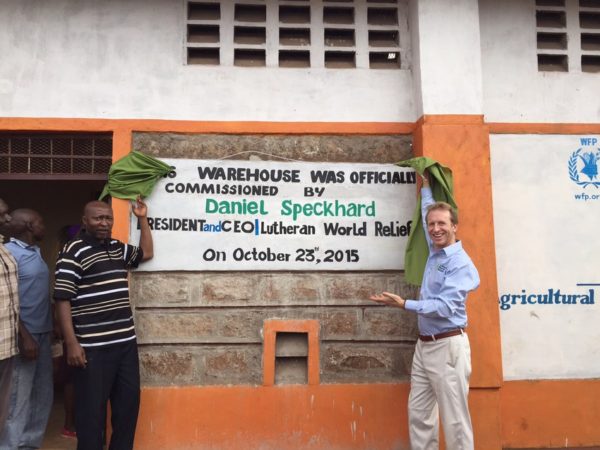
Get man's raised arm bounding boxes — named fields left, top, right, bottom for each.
left=132, top=196, right=153, bottom=261
left=421, top=175, right=434, bottom=248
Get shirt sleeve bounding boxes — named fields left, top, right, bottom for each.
left=421, top=187, right=434, bottom=248
left=4, top=243, right=24, bottom=271
left=53, top=243, right=82, bottom=301
left=123, top=243, right=143, bottom=269
left=404, top=261, right=480, bottom=318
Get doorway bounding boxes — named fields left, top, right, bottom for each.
left=0, top=180, right=106, bottom=450
left=1, top=132, right=112, bottom=449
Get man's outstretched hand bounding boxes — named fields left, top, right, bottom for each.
left=368, top=292, right=406, bottom=309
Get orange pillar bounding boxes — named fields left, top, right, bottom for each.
left=414, top=115, right=503, bottom=449
left=111, top=127, right=132, bottom=241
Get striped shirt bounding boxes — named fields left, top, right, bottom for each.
left=53, top=232, right=143, bottom=348
left=0, top=241, right=19, bottom=360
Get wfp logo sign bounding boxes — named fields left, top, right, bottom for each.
left=570, top=137, right=600, bottom=201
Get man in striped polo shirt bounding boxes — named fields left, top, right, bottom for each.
left=54, top=198, right=153, bottom=450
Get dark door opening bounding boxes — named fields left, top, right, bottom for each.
left=0, top=179, right=106, bottom=450
left=1, top=132, right=112, bottom=449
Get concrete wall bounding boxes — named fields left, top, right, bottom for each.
left=0, top=0, right=415, bottom=122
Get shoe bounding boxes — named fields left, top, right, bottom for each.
left=61, top=427, right=77, bottom=439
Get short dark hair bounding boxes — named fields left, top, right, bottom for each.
left=426, top=202, right=458, bottom=225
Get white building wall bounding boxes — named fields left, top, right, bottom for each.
left=491, top=134, right=600, bottom=380
left=479, top=0, right=600, bottom=123
left=410, top=0, right=483, bottom=115
left=483, top=0, right=600, bottom=380
left=3, top=1, right=600, bottom=124
left=0, top=0, right=415, bottom=122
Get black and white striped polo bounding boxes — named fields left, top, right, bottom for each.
left=54, top=232, right=143, bottom=348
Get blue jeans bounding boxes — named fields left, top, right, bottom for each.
left=0, top=332, right=53, bottom=450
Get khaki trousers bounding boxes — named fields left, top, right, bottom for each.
left=408, top=333, right=473, bottom=450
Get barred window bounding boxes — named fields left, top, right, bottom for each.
left=0, top=133, right=112, bottom=180
left=536, top=0, right=600, bottom=72
left=186, top=0, right=409, bottom=69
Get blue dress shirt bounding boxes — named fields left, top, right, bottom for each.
left=6, top=238, right=52, bottom=334
left=404, top=187, right=480, bottom=336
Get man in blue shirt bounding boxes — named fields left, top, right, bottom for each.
left=0, top=209, right=53, bottom=449
left=370, top=176, right=479, bottom=450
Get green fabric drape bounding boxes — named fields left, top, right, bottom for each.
left=99, top=151, right=171, bottom=201
left=396, top=157, right=457, bottom=286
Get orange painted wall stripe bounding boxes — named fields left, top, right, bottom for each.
left=135, top=379, right=600, bottom=449
left=135, top=384, right=409, bottom=450
left=419, top=115, right=485, bottom=125
left=489, top=122, right=600, bottom=134
left=501, top=379, right=600, bottom=448
left=0, top=118, right=415, bottom=135
left=5, top=116, right=600, bottom=135
left=133, top=384, right=511, bottom=450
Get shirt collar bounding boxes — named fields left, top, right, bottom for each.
left=431, top=240, right=463, bottom=257
left=80, top=230, right=112, bottom=247
left=9, top=237, right=38, bottom=250
left=442, top=240, right=463, bottom=256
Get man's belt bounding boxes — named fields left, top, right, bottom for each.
left=419, top=328, right=464, bottom=342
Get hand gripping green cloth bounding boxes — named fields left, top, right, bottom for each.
left=99, top=151, right=171, bottom=201
left=396, top=157, right=457, bottom=286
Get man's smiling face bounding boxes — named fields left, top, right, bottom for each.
left=427, top=208, right=457, bottom=250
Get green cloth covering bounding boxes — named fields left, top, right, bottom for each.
left=396, top=157, right=457, bottom=286
left=99, top=151, right=171, bottom=201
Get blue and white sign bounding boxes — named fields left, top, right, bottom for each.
left=569, top=137, right=600, bottom=200
left=491, top=134, right=600, bottom=380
